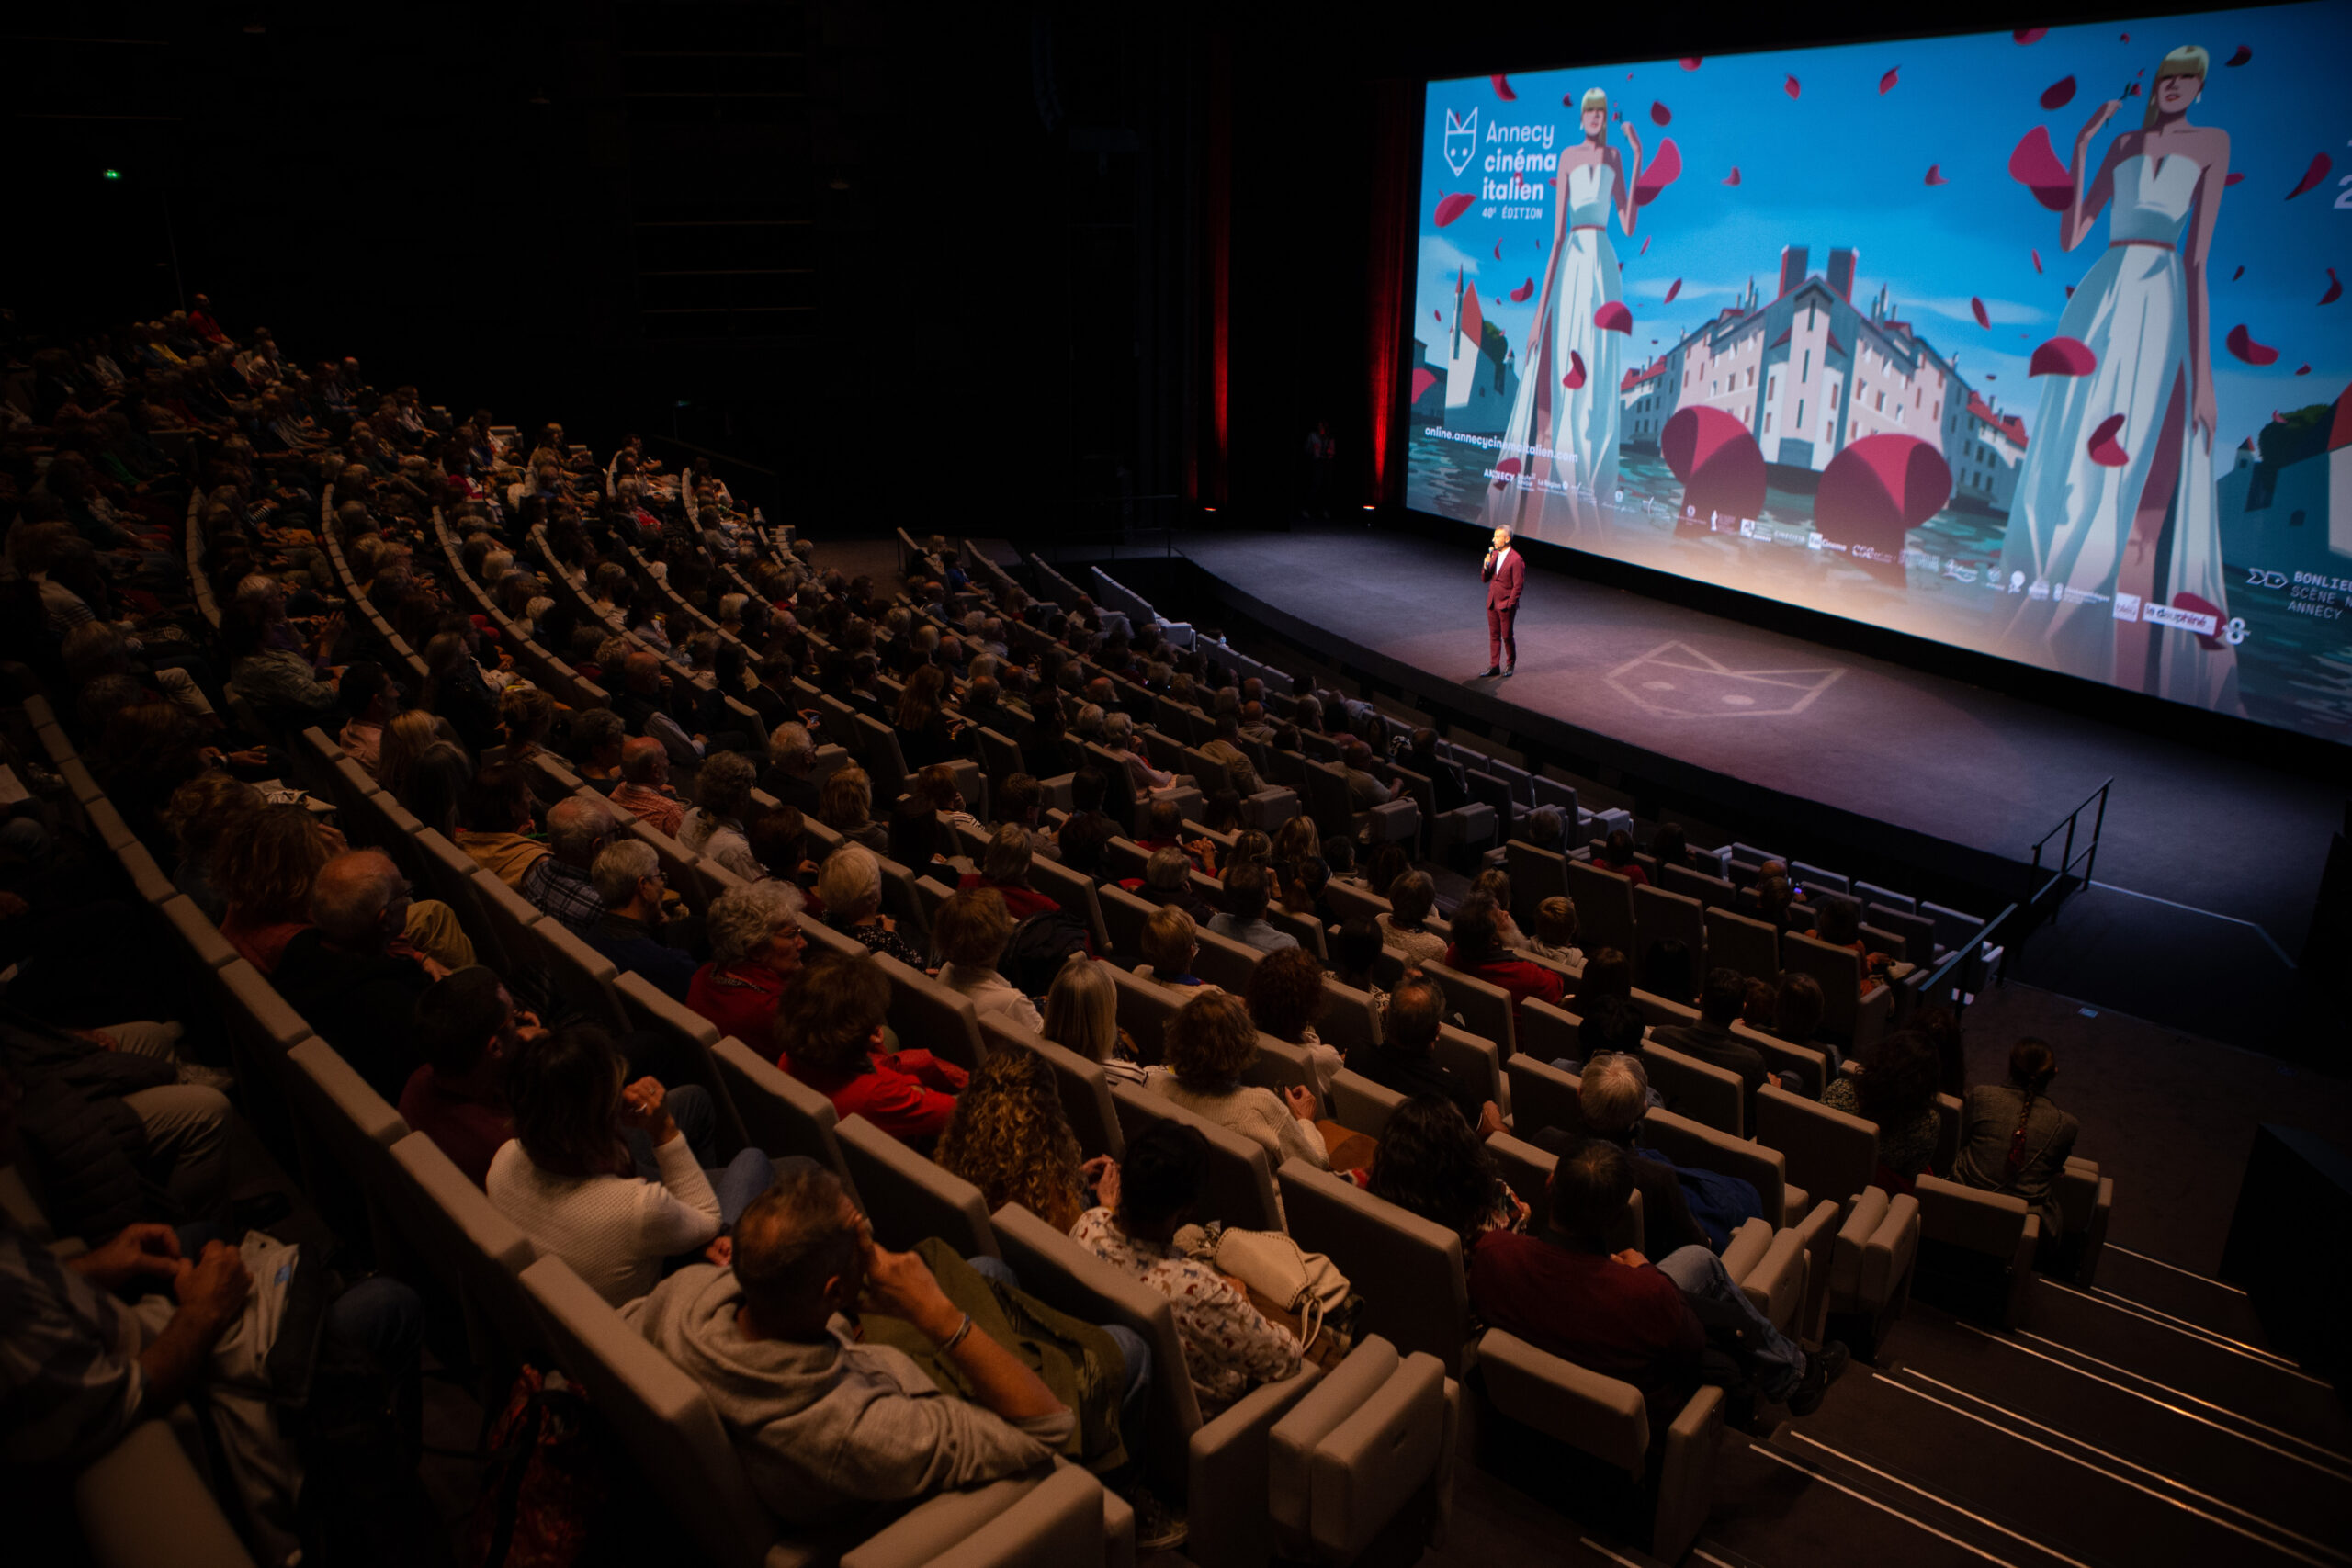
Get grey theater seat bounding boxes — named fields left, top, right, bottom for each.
left=834, top=1113, right=1000, bottom=1259
left=1277, top=1160, right=1472, bottom=1376
left=1911, top=1174, right=2038, bottom=1329
left=77, top=1421, right=260, bottom=1568
left=1267, top=1336, right=1460, bottom=1567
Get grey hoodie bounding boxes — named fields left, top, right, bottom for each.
left=627, top=1264, right=1072, bottom=1525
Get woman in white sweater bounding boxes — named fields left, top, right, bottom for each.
left=489, top=1026, right=775, bottom=1306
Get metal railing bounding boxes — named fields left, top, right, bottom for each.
left=2028, top=776, right=2111, bottom=917
left=1917, top=900, right=2015, bottom=1020
left=1914, top=777, right=2110, bottom=1019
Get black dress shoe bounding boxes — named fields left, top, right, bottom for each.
left=1502, top=664, right=1515, bottom=677
left=1477, top=666, right=1501, bottom=679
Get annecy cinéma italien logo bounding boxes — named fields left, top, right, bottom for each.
left=1444, top=107, right=1477, bottom=176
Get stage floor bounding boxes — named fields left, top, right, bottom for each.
left=1175, top=526, right=2338, bottom=979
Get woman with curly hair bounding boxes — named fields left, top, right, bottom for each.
left=1367, top=1095, right=1527, bottom=1249
left=1245, top=946, right=1340, bottom=1094
left=935, top=1047, right=1091, bottom=1234
left=1823, top=1031, right=1943, bottom=1191
left=162, top=772, right=264, bottom=921
left=1148, top=990, right=1331, bottom=1171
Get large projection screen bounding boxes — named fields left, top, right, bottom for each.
left=1403, top=5, right=2352, bottom=745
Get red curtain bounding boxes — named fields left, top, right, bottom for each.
left=1364, top=79, right=1416, bottom=506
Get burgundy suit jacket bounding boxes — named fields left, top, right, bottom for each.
left=1484, top=547, right=1526, bottom=611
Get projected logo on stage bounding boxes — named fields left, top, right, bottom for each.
left=1606, top=641, right=1848, bottom=719
left=1405, top=3, right=2352, bottom=749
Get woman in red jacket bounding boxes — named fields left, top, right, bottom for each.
left=1442, top=894, right=1564, bottom=1025
left=775, top=951, right=967, bottom=1149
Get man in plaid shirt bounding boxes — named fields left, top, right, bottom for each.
left=522, top=796, right=613, bottom=935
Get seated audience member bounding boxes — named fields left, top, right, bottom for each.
left=457, top=762, right=550, bottom=889
left=933, top=887, right=1046, bottom=1032
left=1649, top=822, right=1693, bottom=875
left=1752, top=873, right=1797, bottom=931
left=1041, top=955, right=1145, bottom=1083
left=400, top=966, right=545, bottom=1188
left=1136, top=903, right=1216, bottom=994
left=815, top=843, right=925, bottom=967
left=1148, top=990, right=1330, bottom=1170
left=610, top=736, right=685, bottom=839
left=891, top=666, right=966, bottom=770
left=1071, top=1122, right=1303, bottom=1413
left=1807, top=896, right=1891, bottom=987
left=628, top=1159, right=1073, bottom=1524
left=760, top=722, right=824, bottom=815
left=1136, top=844, right=1215, bottom=919
left=1574, top=946, right=1633, bottom=1008
left=1824, top=1031, right=1943, bottom=1191
left=214, top=803, right=339, bottom=972
left=1524, top=896, right=1582, bottom=966
left=1199, top=711, right=1262, bottom=796
left=1773, top=969, right=1827, bottom=1055
left=1337, top=738, right=1392, bottom=811
left=523, top=795, right=614, bottom=935
left=1648, top=967, right=1772, bottom=1121
left=1329, top=917, right=1385, bottom=1008
left=1368, top=1095, right=1527, bottom=1248
left=1376, top=871, right=1447, bottom=966
left=936, top=1047, right=1091, bottom=1233
left=164, top=773, right=264, bottom=924
left=1053, top=767, right=1121, bottom=879
left=990, top=772, right=1059, bottom=863
left=1574, top=1055, right=1719, bottom=1255
left=1469, top=868, right=1525, bottom=949
left=398, top=740, right=474, bottom=840
left=1322, top=833, right=1361, bottom=887
left=674, top=750, right=760, bottom=880
left=1468, top=1138, right=1848, bottom=1409
left=1245, top=946, right=1340, bottom=1093
left=688, top=881, right=810, bottom=1047
left=1952, top=1038, right=2079, bottom=1240
left=336, top=659, right=395, bottom=775
left=1740, top=978, right=1779, bottom=1032
left=1346, top=974, right=1501, bottom=1134
left=1567, top=994, right=1650, bottom=1076
left=910, top=763, right=980, bottom=831
left=275, top=849, right=440, bottom=1100
left=494, top=684, right=557, bottom=773
left=489, top=1025, right=772, bottom=1307
left=583, top=838, right=700, bottom=1001
left=956, top=823, right=1059, bottom=922
left=1205, top=861, right=1296, bottom=954
left=1442, top=894, right=1564, bottom=1022
left=776, top=952, right=967, bottom=1147
left=749, top=803, right=816, bottom=890
left=885, top=795, right=954, bottom=883
left=571, top=706, right=628, bottom=794
left=1102, top=711, right=1183, bottom=798
left=1593, top=829, right=1650, bottom=888
left=819, top=762, right=889, bottom=853
left=1133, top=796, right=1190, bottom=856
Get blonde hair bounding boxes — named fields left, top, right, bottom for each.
left=2146, top=45, right=2208, bottom=129
left=1041, top=956, right=1118, bottom=1062
left=1580, top=87, right=1608, bottom=114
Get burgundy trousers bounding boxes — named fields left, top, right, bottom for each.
left=1487, top=603, right=1517, bottom=668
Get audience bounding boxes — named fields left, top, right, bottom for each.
left=1205, top=860, right=1296, bottom=954
left=523, top=795, right=614, bottom=935
left=1345, top=974, right=1501, bottom=1134
left=1040, top=956, right=1145, bottom=1083
left=680, top=750, right=763, bottom=880
left=776, top=952, right=966, bottom=1146
left=956, top=822, right=1059, bottom=921
left=1649, top=968, right=1772, bottom=1122
left=583, top=838, right=699, bottom=1001
left=687, top=881, right=809, bottom=1047
left=1368, top=1096, right=1527, bottom=1247
left=610, top=735, right=685, bottom=839
left=274, top=848, right=440, bottom=1099
left=1824, top=1031, right=1943, bottom=1192
left=935, top=1046, right=1091, bottom=1232
left=813, top=843, right=925, bottom=967
left=1377, top=870, right=1447, bottom=965
left=1245, top=945, right=1341, bottom=1093
left=398, top=965, right=543, bottom=1188
left=1953, top=1038, right=2079, bottom=1241
left=819, top=762, right=888, bottom=852
left=1442, top=894, right=1564, bottom=1023
left=457, top=761, right=550, bottom=888
left=1148, top=990, right=1330, bottom=1170
left=1136, top=903, right=1216, bottom=994
left=933, top=887, right=1046, bottom=1032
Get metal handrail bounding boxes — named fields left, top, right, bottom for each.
left=1918, top=898, right=2017, bottom=1014
left=2027, top=776, right=2110, bottom=912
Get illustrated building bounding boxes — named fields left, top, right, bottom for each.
left=2217, top=382, right=2352, bottom=570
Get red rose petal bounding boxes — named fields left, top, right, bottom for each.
left=1493, top=241, right=1502, bottom=260
left=2029, top=335, right=2098, bottom=376
left=1434, top=192, right=1475, bottom=227
left=1434, top=309, right=1442, bottom=321
left=2031, top=247, right=2043, bottom=275
left=1564, top=350, right=1588, bottom=390
left=2120, top=32, right=2129, bottom=42
left=1510, top=278, right=1535, bottom=304
left=1595, top=302, right=1634, bottom=333
left=1986, top=374, right=1997, bottom=380
left=1971, top=297, right=1990, bottom=328
left=2323, top=268, right=2343, bottom=305
left=2225, top=323, right=2280, bottom=365
left=1784, top=75, right=1801, bottom=98
left=2226, top=45, right=2252, bottom=66
left=1639, top=235, right=1652, bottom=256
left=2065, top=285, right=2076, bottom=298
left=2233, top=265, right=2245, bottom=281
left=1491, top=75, right=1517, bottom=101
left=2288, top=152, right=2332, bottom=200
left=2086, top=413, right=2130, bottom=467
left=2124, top=83, right=2141, bottom=99
left=2296, top=364, right=2312, bottom=376
left=1650, top=100, right=1672, bottom=126
left=2008, top=126, right=2075, bottom=211
left=1410, top=367, right=1439, bottom=403
left=1679, top=57, right=1702, bottom=70
left=1880, top=67, right=1900, bottom=95
left=1491, top=457, right=1522, bottom=490
left=2014, top=28, right=2047, bottom=44
left=1723, top=166, right=1742, bottom=186
left=2225, top=172, right=2245, bottom=186
left=1632, top=138, right=1682, bottom=206
left=2040, top=75, right=2076, bottom=110
left=1663, top=277, right=1683, bottom=303
left=1925, top=164, right=1949, bottom=186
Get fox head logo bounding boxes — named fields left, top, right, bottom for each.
left=1444, top=107, right=1477, bottom=177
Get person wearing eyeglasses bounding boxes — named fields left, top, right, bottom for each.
left=583, top=838, right=700, bottom=1002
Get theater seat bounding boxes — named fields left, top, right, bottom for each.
left=1421, top=961, right=1516, bottom=1061
left=834, top=1113, right=1000, bottom=1259
left=77, top=1421, right=259, bottom=1568
left=711, top=1037, right=858, bottom=1200
left=1277, top=1160, right=1471, bottom=1376
left=1109, top=1081, right=1283, bottom=1233
left=1267, top=1336, right=1460, bottom=1566
left=1911, top=1175, right=2036, bottom=1328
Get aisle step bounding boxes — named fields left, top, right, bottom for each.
left=2092, top=1245, right=2274, bottom=1347
left=1701, top=1427, right=2049, bottom=1568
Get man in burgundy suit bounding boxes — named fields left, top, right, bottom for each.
left=1481, top=526, right=1525, bottom=678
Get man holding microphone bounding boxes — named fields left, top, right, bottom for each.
left=1481, top=526, right=1525, bottom=679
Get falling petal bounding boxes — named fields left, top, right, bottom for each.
left=1510, top=277, right=1535, bottom=303
left=1564, top=350, right=1589, bottom=390
left=1410, top=367, right=1439, bottom=403
left=2087, top=413, right=2130, bottom=467
left=2120, top=32, right=2129, bottom=41
left=1723, top=166, right=1742, bottom=186
left=1632, top=138, right=1682, bottom=206
left=2224, top=322, right=2280, bottom=365
left=2065, top=285, right=2076, bottom=298
left=1434, top=191, right=1475, bottom=227
left=1664, top=278, right=1683, bottom=303
left=1679, top=57, right=1702, bottom=70
left=2288, top=153, right=2333, bottom=199
left=2323, top=268, right=2343, bottom=305
left=2233, top=265, right=2245, bottom=281
left=1490, top=457, right=1522, bottom=490
left=1649, top=100, right=1673, bottom=127
left=1493, top=241, right=1501, bottom=260
left=1639, top=235, right=1652, bottom=255
left=2296, top=364, right=2312, bottom=375
left=2273, top=410, right=2283, bottom=423
left=1491, top=75, right=1517, bottom=100
left=2008, top=126, right=2075, bottom=210
left=2014, top=28, right=2047, bottom=43
left=2225, top=172, right=2245, bottom=186
left=2031, top=247, right=2043, bottom=275
left=1971, top=297, right=1990, bottom=328
left=2226, top=45, right=2252, bottom=66
left=1434, top=309, right=1442, bottom=321
left=1924, top=164, right=1949, bottom=186
left=1784, top=74, right=1801, bottom=98
left=1986, top=374, right=1997, bottom=380
left=2124, top=83, right=2141, bottom=98
left=1880, top=67, right=1900, bottom=94
left=2040, top=75, right=2075, bottom=110
left=1594, top=301, right=1634, bottom=333
left=2029, top=335, right=2098, bottom=376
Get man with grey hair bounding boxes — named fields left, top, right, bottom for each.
left=274, top=849, right=438, bottom=1099
left=1138, top=844, right=1213, bottom=920
left=760, top=721, right=823, bottom=816
left=627, top=1157, right=1074, bottom=1525
left=682, top=751, right=763, bottom=881
left=525, top=795, right=616, bottom=934
left=1565, top=1053, right=1713, bottom=1257
left=585, top=838, right=699, bottom=1001
left=611, top=735, right=685, bottom=838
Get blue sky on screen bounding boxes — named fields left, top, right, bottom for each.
left=1414, top=2, right=2351, bottom=454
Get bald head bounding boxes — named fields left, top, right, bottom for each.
left=547, top=796, right=615, bottom=865
left=310, top=849, right=405, bottom=949
left=623, top=650, right=662, bottom=694
left=620, top=736, right=668, bottom=784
